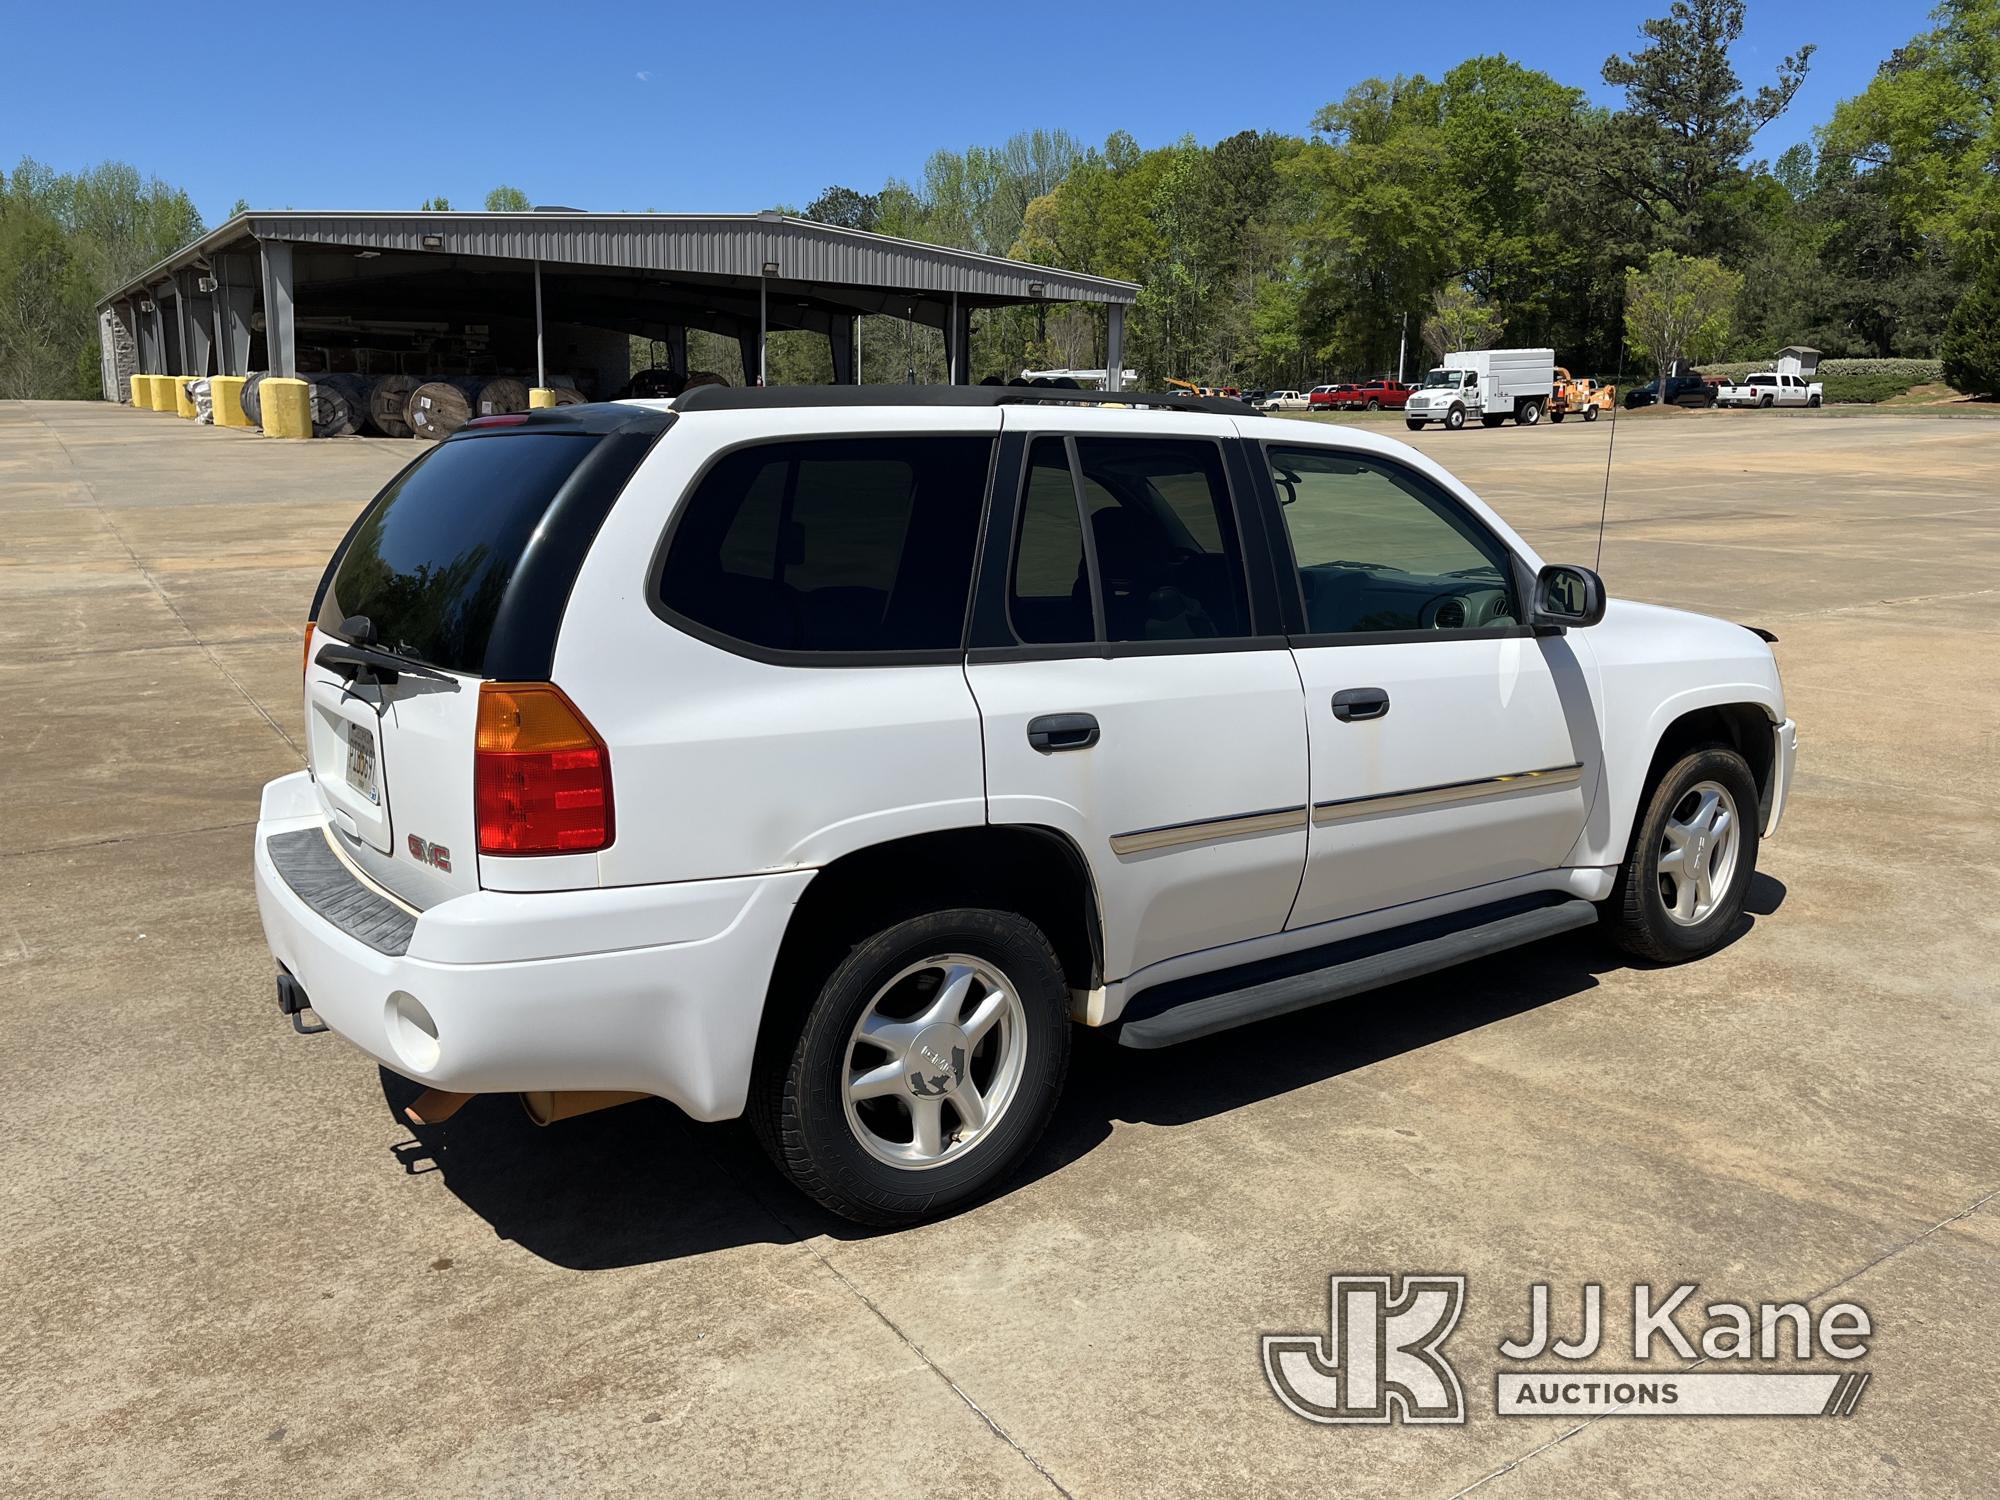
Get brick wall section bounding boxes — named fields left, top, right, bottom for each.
left=99, top=310, right=138, bottom=403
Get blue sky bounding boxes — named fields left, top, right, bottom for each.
left=5, top=0, right=1936, bottom=228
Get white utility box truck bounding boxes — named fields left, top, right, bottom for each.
left=1404, top=348, right=1556, bottom=431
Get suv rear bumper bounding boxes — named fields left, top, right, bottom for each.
left=252, top=771, right=810, bottom=1120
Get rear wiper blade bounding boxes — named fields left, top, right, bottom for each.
left=314, top=639, right=455, bottom=687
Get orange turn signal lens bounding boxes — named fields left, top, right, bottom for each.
left=474, top=683, right=613, bottom=855
left=303, top=621, right=316, bottom=676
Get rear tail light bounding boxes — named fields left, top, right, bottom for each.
left=303, top=621, right=316, bottom=676
left=474, top=682, right=613, bottom=855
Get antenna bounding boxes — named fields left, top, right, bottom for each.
left=1595, top=333, right=1628, bottom=572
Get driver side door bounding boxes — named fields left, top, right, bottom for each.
left=1262, top=441, right=1594, bottom=931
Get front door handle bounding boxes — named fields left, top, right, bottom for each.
left=1331, top=687, right=1390, bottom=722
left=1027, top=713, right=1100, bottom=753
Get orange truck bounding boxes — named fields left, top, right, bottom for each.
left=1549, top=368, right=1615, bottom=422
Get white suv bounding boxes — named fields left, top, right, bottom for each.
left=255, top=388, right=1797, bottom=1224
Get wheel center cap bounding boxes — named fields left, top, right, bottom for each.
left=907, top=1024, right=968, bottom=1098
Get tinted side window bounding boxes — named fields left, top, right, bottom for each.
left=1267, top=446, right=1518, bottom=636
left=1009, top=438, right=1092, bottom=645
left=660, top=437, right=991, bottom=654
left=1071, top=437, right=1250, bottom=641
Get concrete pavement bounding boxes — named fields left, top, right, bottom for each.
left=2, top=399, right=1995, bottom=1497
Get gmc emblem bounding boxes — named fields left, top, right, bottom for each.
left=406, top=834, right=452, bottom=872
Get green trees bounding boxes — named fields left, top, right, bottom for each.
left=0, top=158, right=202, bottom=399
left=1625, top=252, right=1742, bottom=387
left=1422, top=285, right=1503, bottom=361
left=484, top=186, right=531, bottom=212
left=1940, top=269, right=2000, bottom=398
left=1820, top=0, right=1999, bottom=264
left=1594, top=0, right=1814, bottom=256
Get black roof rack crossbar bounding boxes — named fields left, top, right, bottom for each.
left=668, top=384, right=1255, bottom=417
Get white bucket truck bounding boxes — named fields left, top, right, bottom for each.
left=1404, top=348, right=1556, bottom=431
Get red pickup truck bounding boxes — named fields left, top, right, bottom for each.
left=1306, top=384, right=1354, bottom=411
left=1339, top=380, right=1415, bottom=411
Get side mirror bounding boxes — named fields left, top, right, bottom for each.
left=1530, top=564, right=1605, bottom=629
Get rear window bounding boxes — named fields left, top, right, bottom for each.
left=658, top=436, right=992, bottom=656
left=321, top=432, right=604, bottom=674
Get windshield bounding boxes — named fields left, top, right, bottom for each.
left=1421, top=369, right=1465, bottom=389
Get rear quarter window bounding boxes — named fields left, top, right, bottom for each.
left=321, top=431, right=608, bottom=675
left=657, top=436, right=992, bottom=658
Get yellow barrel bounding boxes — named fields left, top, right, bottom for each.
left=174, top=377, right=198, bottom=419
left=210, top=375, right=251, bottom=428
left=528, top=386, right=557, bottom=409
left=150, top=375, right=176, bottom=412
left=260, top=377, right=312, bottom=439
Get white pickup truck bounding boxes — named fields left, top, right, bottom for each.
left=1717, top=371, right=1823, bottom=408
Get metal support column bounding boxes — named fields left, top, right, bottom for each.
left=853, top=316, right=862, bottom=384
left=666, top=325, right=687, bottom=378
left=177, top=269, right=213, bottom=378
left=947, top=293, right=972, bottom=384
left=134, top=299, right=158, bottom=373
left=829, top=316, right=857, bottom=385
left=212, top=253, right=255, bottom=376
left=757, top=273, right=768, bottom=387
left=736, top=331, right=760, bottom=389
left=533, top=259, right=546, bottom=388
left=1105, top=305, right=1126, bottom=393
left=157, top=285, right=184, bottom=375
left=258, top=240, right=298, bottom=379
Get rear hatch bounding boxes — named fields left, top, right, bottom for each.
left=305, top=407, right=667, bottom=907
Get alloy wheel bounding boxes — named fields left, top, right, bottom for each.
left=1656, top=780, right=1741, bottom=926
left=841, top=955, right=1027, bottom=1169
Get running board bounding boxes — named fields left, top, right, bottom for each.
left=1116, top=897, right=1598, bottom=1049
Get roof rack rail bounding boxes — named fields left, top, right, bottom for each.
left=669, top=384, right=1255, bottom=417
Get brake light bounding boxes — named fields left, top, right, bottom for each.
left=474, top=683, right=613, bottom=855
left=303, top=621, right=316, bottom=675
left=462, top=413, right=531, bottom=429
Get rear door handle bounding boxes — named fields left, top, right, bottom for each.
left=1027, top=713, right=1100, bottom=753
left=1331, top=687, right=1390, bottom=722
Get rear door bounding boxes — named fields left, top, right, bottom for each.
left=307, top=419, right=654, bottom=907
left=965, top=411, right=1307, bottom=984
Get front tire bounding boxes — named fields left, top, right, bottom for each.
left=1604, top=746, right=1761, bottom=963
left=1445, top=404, right=1467, bottom=431
left=752, top=908, right=1071, bottom=1225
left=1406, top=418, right=1425, bottom=431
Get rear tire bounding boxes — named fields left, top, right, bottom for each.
left=1365, top=398, right=1380, bottom=411
left=1550, top=407, right=1566, bottom=423
left=751, top=908, right=1071, bottom=1225
left=1604, top=745, right=1761, bottom=963
left=1518, top=399, right=1543, bottom=425
left=1583, top=405, right=1599, bottom=422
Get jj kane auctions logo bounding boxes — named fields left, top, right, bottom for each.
left=1264, top=1276, right=1872, bottom=1424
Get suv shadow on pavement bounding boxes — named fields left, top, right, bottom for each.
left=380, top=877, right=1781, bottom=1270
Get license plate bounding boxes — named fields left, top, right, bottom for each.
left=344, top=721, right=379, bottom=805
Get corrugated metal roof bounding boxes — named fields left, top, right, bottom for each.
left=98, top=211, right=1138, bottom=309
